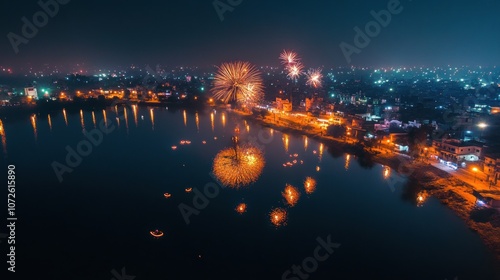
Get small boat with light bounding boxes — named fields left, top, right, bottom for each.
left=150, top=229, right=164, bottom=238
left=164, top=193, right=172, bottom=198
left=185, top=188, right=193, bottom=193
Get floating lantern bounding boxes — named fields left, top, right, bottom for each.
left=236, top=203, right=247, bottom=214
left=150, top=230, right=164, bottom=238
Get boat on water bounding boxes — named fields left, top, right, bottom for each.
left=150, top=229, right=164, bottom=238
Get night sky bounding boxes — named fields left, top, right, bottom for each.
left=1, top=0, right=499, bottom=70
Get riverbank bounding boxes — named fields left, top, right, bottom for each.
left=234, top=109, right=500, bottom=267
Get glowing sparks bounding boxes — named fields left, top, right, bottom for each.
left=287, top=62, right=304, bottom=79
left=211, top=61, right=264, bottom=107
left=280, top=50, right=300, bottom=65
left=236, top=203, right=247, bottom=214
left=304, top=177, right=317, bottom=194
left=282, top=184, right=300, bottom=207
left=212, top=144, right=265, bottom=188
left=270, top=208, right=287, bottom=227
left=306, top=68, right=323, bottom=88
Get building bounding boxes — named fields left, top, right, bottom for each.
left=432, top=139, right=483, bottom=164
left=484, top=154, right=500, bottom=186
left=276, top=98, right=292, bottom=112
left=24, top=87, right=37, bottom=99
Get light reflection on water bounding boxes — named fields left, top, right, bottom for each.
left=0, top=106, right=497, bottom=279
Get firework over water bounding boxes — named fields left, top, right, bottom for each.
left=212, top=144, right=265, bottom=188
left=211, top=61, right=264, bottom=107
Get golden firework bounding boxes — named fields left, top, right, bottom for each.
left=280, top=50, right=300, bottom=65
left=304, top=177, right=317, bottom=194
left=306, top=68, right=323, bottom=88
left=212, top=144, right=265, bottom=188
left=282, top=184, right=300, bottom=206
left=270, top=208, right=288, bottom=227
left=211, top=61, right=264, bottom=107
left=287, top=62, right=304, bottom=79
left=236, top=203, right=247, bottom=214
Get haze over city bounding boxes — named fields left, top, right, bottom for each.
left=1, top=0, right=500, bottom=71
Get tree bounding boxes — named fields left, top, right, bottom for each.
left=326, top=125, right=346, bottom=138
left=408, top=125, right=431, bottom=159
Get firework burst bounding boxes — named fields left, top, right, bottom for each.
left=211, top=61, right=264, bottom=107
left=270, top=208, right=288, bottom=227
left=280, top=50, right=300, bottom=65
left=306, top=68, right=323, bottom=88
left=304, top=177, right=317, bottom=194
left=287, top=62, right=304, bottom=80
left=212, top=144, right=265, bottom=188
left=236, top=203, right=247, bottom=214
left=282, top=184, right=300, bottom=207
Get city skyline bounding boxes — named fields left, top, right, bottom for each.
left=1, top=0, right=500, bottom=71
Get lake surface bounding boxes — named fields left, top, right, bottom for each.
left=1, top=106, right=498, bottom=280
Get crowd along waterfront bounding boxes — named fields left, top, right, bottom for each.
left=1, top=106, right=498, bottom=279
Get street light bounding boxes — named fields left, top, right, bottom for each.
left=477, top=123, right=488, bottom=129
left=472, top=167, right=479, bottom=182
left=477, top=123, right=488, bottom=139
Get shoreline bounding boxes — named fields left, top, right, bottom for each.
left=234, top=109, right=500, bottom=267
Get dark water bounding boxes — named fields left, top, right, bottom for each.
left=1, top=106, right=498, bottom=280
